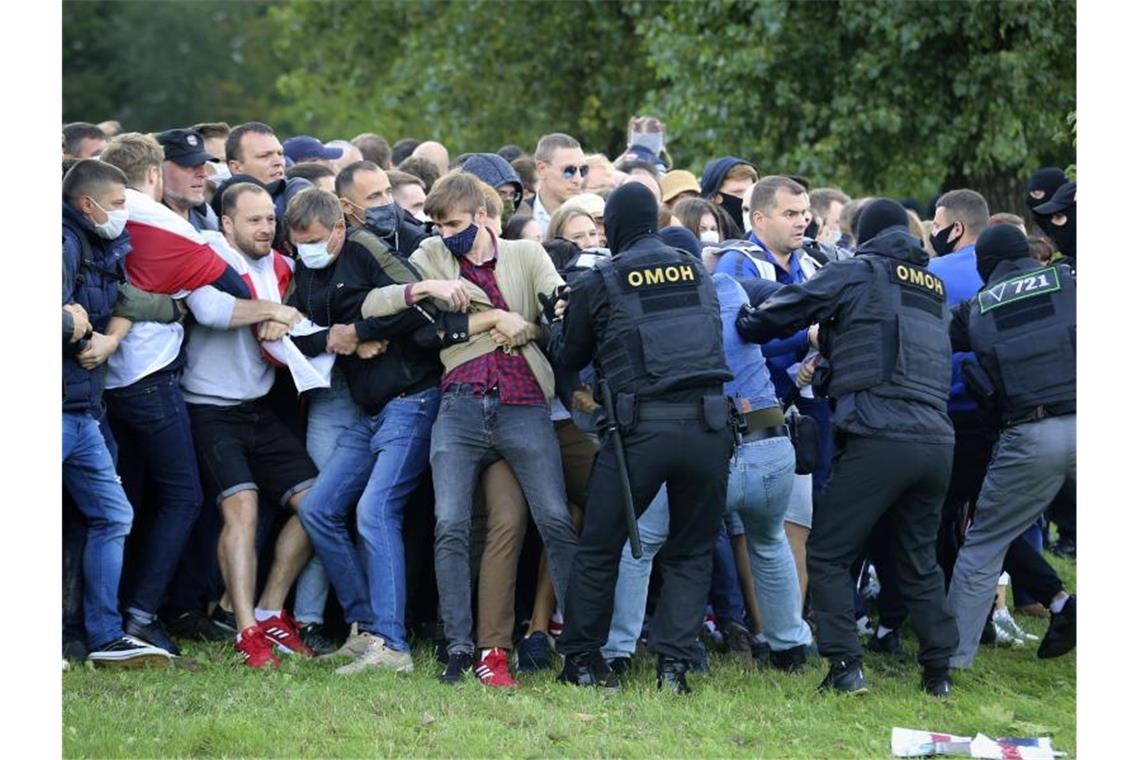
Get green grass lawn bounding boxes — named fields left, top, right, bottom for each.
left=63, top=557, right=1075, bottom=758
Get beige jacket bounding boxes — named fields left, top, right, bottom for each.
left=361, top=235, right=565, bottom=401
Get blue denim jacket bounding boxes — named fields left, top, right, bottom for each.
left=713, top=273, right=778, bottom=411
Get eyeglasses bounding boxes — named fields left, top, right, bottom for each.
left=561, top=164, right=590, bottom=180
left=498, top=188, right=522, bottom=205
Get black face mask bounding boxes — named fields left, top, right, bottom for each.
left=1044, top=206, right=1076, bottom=259
left=930, top=223, right=962, bottom=256
left=804, top=218, right=819, bottom=240
left=719, top=193, right=745, bottom=233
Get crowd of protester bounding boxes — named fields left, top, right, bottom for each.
left=61, top=115, right=1076, bottom=690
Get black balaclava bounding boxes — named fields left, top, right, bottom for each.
left=603, top=182, right=660, bottom=254
left=1035, top=181, right=1076, bottom=259
left=855, top=198, right=909, bottom=245
left=1026, top=167, right=1068, bottom=211
left=975, top=223, right=1030, bottom=282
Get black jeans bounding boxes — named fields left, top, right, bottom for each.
left=558, top=417, right=734, bottom=662
left=809, top=434, right=958, bottom=668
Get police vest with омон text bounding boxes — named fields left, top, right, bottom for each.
left=825, top=250, right=952, bottom=409
left=593, top=246, right=732, bottom=398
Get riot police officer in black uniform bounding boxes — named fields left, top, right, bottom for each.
left=737, top=199, right=959, bottom=697
left=946, top=223, right=1076, bottom=668
left=547, top=183, right=736, bottom=694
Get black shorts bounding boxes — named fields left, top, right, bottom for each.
left=187, top=400, right=317, bottom=508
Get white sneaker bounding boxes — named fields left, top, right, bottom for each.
left=993, top=608, right=1039, bottom=644
left=335, top=636, right=415, bottom=675
left=320, top=630, right=376, bottom=661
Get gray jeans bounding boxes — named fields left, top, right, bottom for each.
left=430, top=388, right=578, bottom=655
left=948, top=414, right=1076, bottom=668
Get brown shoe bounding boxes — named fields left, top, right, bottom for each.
left=1015, top=603, right=1050, bottom=619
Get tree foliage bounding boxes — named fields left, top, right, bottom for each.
left=637, top=0, right=1075, bottom=201
left=63, top=0, right=1075, bottom=208
left=267, top=0, right=655, bottom=156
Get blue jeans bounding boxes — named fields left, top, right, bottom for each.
left=430, top=387, right=578, bottom=655
left=602, top=487, right=670, bottom=660
left=298, top=387, right=439, bottom=651
left=603, top=436, right=811, bottom=657
left=295, top=371, right=365, bottom=625
left=710, top=524, right=746, bottom=627
left=104, top=370, right=203, bottom=619
left=63, top=412, right=133, bottom=648
left=728, top=437, right=812, bottom=651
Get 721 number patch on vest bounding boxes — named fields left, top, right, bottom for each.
left=977, top=266, right=1061, bottom=314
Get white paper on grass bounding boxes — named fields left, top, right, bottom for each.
left=890, top=727, right=1063, bottom=760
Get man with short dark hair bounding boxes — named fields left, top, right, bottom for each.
left=397, top=155, right=441, bottom=194
left=281, top=188, right=447, bottom=675
left=387, top=170, right=427, bottom=220
left=390, top=138, right=420, bottom=167
left=337, top=162, right=428, bottom=258
left=286, top=162, right=336, bottom=192
left=64, top=122, right=107, bottom=158
left=220, top=122, right=312, bottom=250
left=527, top=133, right=587, bottom=235
left=352, top=133, right=393, bottom=170
left=359, top=171, right=579, bottom=687
left=62, top=159, right=172, bottom=668
left=180, top=182, right=322, bottom=668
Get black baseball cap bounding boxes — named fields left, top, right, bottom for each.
left=155, top=128, right=212, bottom=167
left=1034, top=181, right=1076, bottom=215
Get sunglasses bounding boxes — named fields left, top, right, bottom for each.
left=561, top=164, right=590, bottom=180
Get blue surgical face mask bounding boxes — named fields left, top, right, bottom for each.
left=442, top=221, right=479, bottom=258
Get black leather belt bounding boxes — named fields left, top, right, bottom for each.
left=1002, top=402, right=1076, bottom=429
left=740, top=424, right=789, bottom=444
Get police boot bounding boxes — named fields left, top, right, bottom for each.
left=818, top=658, right=868, bottom=695
left=921, top=665, right=952, bottom=699
left=656, top=656, right=692, bottom=695
left=556, top=651, right=621, bottom=691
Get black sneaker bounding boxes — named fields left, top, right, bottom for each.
left=1038, top=596, right=1076, bottom=659
left=87, top=636, right=172, bottom=669
left=866, top=629, right=902, bottom=657
left=439, top=651, right=473, bottom=684
left=435, top=637, right=450, bottom=665
left=125, top=617, right=181, bottom=656
left=751, top=638, right=771, bottom=664
left=209, top=605, right=238, bottom=634
left=689, top=640, right=710, bottom=673
left=722, top=621, right=753, bottom=660
left=1050, top=537, right=1076, bottom=560
left=818, top=659, right=868, bottom=694
left=298, top=623, right=337, bottom=657
left=769, top=644, right=808, bottom=673
left=517, top=631, right=551, bottom=672
left=606, top=656, right=631, bottom=677
left=979, top=619, right=997, bottom=645
left=557, top=651, right=621, bottom=691
left=63, top=638, right=88, bottom=664
left=656, top=656, right=691, bottom=694
left=162, top=609, right=230, bottom=642
left=922, top=666, right=952, bottom=698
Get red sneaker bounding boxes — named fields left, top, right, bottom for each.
left=259, top=611, right=315, bottom=657
left=475, top=648, right=519, bottom=688
left=235, top=625, right=280, bottom=669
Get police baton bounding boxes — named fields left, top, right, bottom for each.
left=600, top=380, right=643, bottom=559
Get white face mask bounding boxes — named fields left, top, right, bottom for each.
left=742, top=209, right=752, bottom=235
left=88, top=197, right=128, bottom=239
left=297, top=237, right=335, bottom=269
left=699, top=229, right=720, bottom=244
